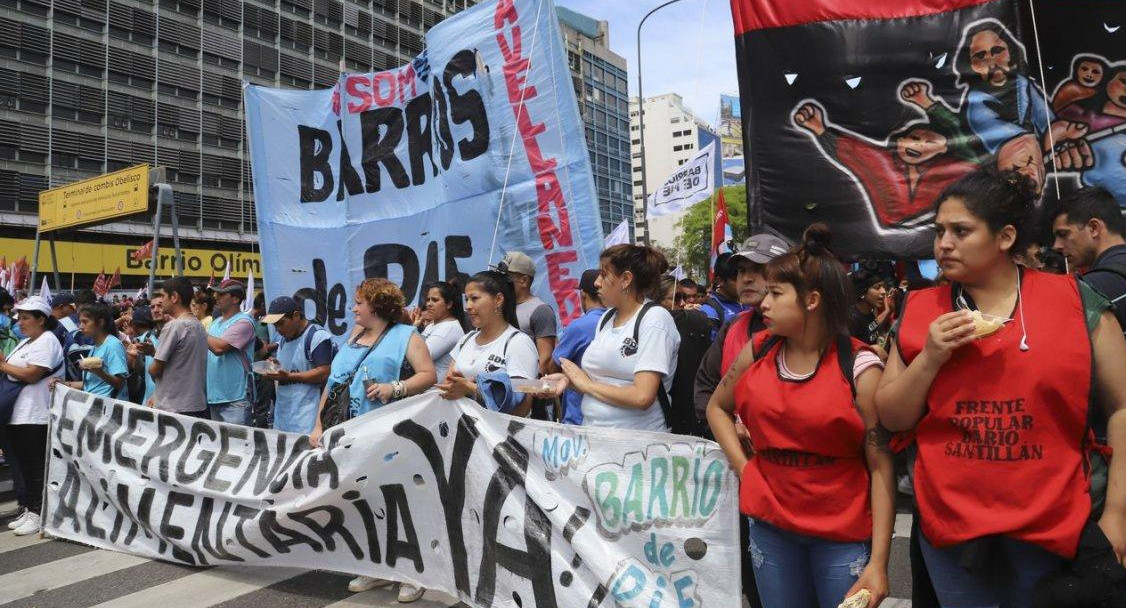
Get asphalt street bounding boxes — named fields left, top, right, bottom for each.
left=0, top=470, right=917, bottom=608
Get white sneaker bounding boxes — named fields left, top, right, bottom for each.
left=897, top=474, right=914, bottom=496
left=7, top=507, right=29, bottom=530
left=347, top=575, right=394, bottom=593
left=397, top=583, right=425, bottom=603
left=13, top=512, right=40, bottom=536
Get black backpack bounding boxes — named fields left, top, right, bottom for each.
left=599, top=303, right=712, bottom=435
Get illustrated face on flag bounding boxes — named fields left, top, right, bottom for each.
left=732, top=0, right=1126, bottom=259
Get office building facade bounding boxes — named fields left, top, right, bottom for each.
left=630, top=92, right=719, bottom=248
left=0, top=0, right=473, bottom=285
left=556, top=6, right=631, bottom=241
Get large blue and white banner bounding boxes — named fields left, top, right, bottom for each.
left=245, top=0, right=603, bottom=337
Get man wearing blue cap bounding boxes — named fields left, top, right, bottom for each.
left=261, top=296, right=334, bottom=434
left=549, top=269, right=603, bottom=425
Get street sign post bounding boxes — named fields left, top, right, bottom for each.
left=29, top=165, right=182, bottom=295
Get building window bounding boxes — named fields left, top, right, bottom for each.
left=673, top=145, right=683, bottom=152
left=631, top=138, right=640, bottom=145
left=671, top=117, right=681, bottom=124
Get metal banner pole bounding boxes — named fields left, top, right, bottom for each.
left=147, top=185, right=169, bottom=297
left=29, top=229, right=42, bottom=293
left=48, top=234, right=61, bottom=295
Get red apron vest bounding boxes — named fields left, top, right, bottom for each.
left=721, top=311, right=755, bottom=373
left=735, top=332, right=872, bottom=542
left=897, top=270, right=1092, bottom=557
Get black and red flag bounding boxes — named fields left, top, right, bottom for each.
left=731, top=0, right=1126, bottom=258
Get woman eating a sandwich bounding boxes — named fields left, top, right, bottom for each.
left=875, top=163, right=1126, bottom=606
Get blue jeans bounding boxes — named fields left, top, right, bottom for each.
left=748, top=519, right=870, bottom=608
left=210, top=399, right=251, bottom=425
left=919, top=532, right=1066, bottom=607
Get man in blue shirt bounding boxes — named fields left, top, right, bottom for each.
left=261, top=296, right=334, bottom=434
left=205, top=279, right=257, bottom=425
left=700, top=253, right=748, bottom=337
left=550, top=270, right=604, bottom=425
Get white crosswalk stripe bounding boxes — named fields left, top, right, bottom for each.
left=88, top=567, right=316, bottom=608
left=0, top=547, right=149, bottom=604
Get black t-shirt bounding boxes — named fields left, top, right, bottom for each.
left=849, top=307, right=880, bottom=345
left=1082, top=244, right=1126, bottom=337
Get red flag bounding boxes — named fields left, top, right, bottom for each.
left=93, top=270, right=108, bottom=297
left=13, top=256, right=28, bottom=290
left=109, top=267, right=122, bottom=289
left=710, top=189, right=734, bottom=281
left=131, top=239, right=155, bottom=262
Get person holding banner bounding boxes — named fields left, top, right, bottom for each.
left=876, top=165, right=1126, bottom=605
left=549, top=245, right=681, bottom=433
left=706, top=225, right=894, bottom=608
left=0, top=296, right=65, bottom=536
left=439, top=271, right=538, bottom=416
left=53, top=304, right=129, bottom=400
left=309, top=278, right=434, bottom=600
left=205, top=280, right=258, bottom=425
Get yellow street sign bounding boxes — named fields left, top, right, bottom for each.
left=38, top=165, right=151, bottom=232
left=0, top=237, right=261, bottom=279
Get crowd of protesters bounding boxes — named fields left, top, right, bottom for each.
left=1, top=165, right=1126, bottom=607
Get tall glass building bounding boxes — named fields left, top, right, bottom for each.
left=0, top=0, right=474, bottom=285
left=556, top=6, right=632, bottom=241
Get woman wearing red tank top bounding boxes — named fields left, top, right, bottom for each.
left=876, top=164, right=1126, bottom=606
left=708, top=224, right=895, bottom=608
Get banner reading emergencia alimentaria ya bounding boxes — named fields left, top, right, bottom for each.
left=43, top=386, right=741, bottom=608
left=245, top=0, right=604, bottom=337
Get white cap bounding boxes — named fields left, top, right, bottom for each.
left=13, top=295, right=52, bottom=317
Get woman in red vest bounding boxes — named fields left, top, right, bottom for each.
left=876, top=164, right=1126, bottom=606
left=708, top=224, right=895, bottom=608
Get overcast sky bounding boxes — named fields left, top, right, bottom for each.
left=554, top=0, right=739, bottom=125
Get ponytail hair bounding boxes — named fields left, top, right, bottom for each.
left=764, top=223, right=851, bottom=339
left=467, top=270, right=519, bottom=329
left=600, top=244, right=669, bottom=301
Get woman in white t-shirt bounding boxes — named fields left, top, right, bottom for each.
left=0, top=296, right=64, bottom=536
left=550, top=245, right=681, bottom=432
left=438, top=270, right=537, bottom=416
left=420, top=281, right=466, bottom=382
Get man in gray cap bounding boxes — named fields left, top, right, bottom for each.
left=204, top=279, right=257, bottom=425
left=501, top=251, right=558, bottom=378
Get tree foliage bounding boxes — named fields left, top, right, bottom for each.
left=670, top=184, right=748, bottom=280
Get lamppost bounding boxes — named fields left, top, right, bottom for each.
left=636, top=0, right=690, bottom=246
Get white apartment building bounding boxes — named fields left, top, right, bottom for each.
left=629, top=93, right=720, bottom=248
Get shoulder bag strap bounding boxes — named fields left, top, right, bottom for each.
left=345, top=324, right=391, bottom=380
left=598, top=308, right=617, bottom=331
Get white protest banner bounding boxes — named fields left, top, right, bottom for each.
left=245, top=0, right=603, bottom=339
left=646, top=141, right=717, bottom=218
left=44, top=386, right=741, bottom=607
left=603, top=219, right=630, bottom=248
